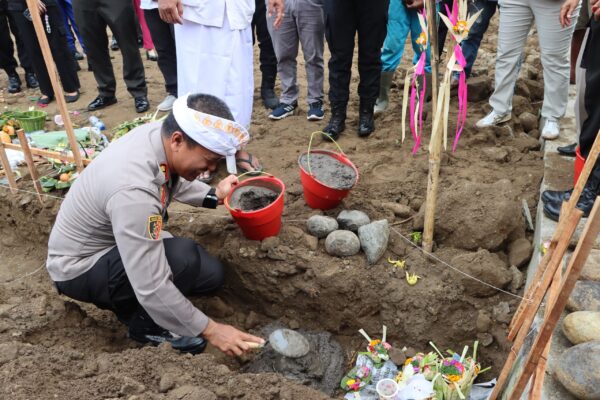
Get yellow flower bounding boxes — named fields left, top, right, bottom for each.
left=370, top=339, right=381, bottom=346
left=347, top=379, right=356, bottom=386
left=404, top=357, right=413, bottom=366
left=447, top=374, right=461, bottom=382
left=416, top=32, right=427, bottom=46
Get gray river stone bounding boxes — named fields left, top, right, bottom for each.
left=555, top=341, right=600, bottom=399
left=325, top=230, right=361, bottom=257
left=269, top=328, right=310, bottom=358
left=337, top=210, right=370, bottom=232
left=358, top=219, right=390, bottom=264
left=562, top=311, right=600, bottom=345
left=306, top=215, right=338, bottom=238
left=567, top=281, right=600, bottom=312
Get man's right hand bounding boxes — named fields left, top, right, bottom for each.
left=202, top=319, right=265, bottom=357
left=158, top=0, right=183, bottom=24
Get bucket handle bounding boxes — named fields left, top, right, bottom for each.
left=223, top=170, right=276, bottom=211
left=307, top=131, right=345, bottom=176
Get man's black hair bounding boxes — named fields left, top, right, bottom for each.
left=161, top=93, right=235, bottom=147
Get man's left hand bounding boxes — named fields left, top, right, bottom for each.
left=268, top=0, right=285, bottom=29
left=406, top=0, right=424, bottom=10
left=560, top=0, right=580, bottom=27
left=215, top=174, right=239, bottom=203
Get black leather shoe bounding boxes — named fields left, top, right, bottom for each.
left=322, top=103, right=346, bottom=141
left=88, top=95, right=117, bottom=111
left=542, top=188, right=572, bottom=204
left=25, top=72, right=38, bottom=89
left=135, top=96, right=150, bottom=113
left=37, top=95, right=54, bottom=105
left=358, top=99, right=375, bottom=137
left=543, top=186, right=597, bottom=222
left=557, top=142, right=577, bottom=157
left=7, top=74, right=21, bottom=93
left=128, top=326, right=207, bottom=355
left=261, top=87, right=278, bottom=109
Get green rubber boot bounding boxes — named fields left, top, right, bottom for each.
left=374, top=70, right=394, bottom=114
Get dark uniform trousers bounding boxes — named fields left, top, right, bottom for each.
left=55, top=237, right=224, bottom=330
left=72, top=0, right=147, bottom=98
left=9, top=3, right=80, bottom=97
left=252, top=0, right=278, bottom=90
left=579, top=18, right=600, bottom=189
left=143, top=8, right=177, bottom=96
left=0, top=4, right=32, bottom=75
left=323, top=0, right=389, bottom=106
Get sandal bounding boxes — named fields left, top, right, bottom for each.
left=197, top=170, right=215, bottom=183
left=236, top=152, right=263, bottom=176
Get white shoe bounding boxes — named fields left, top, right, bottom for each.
left=476, top=110, right=511, bottom=128
left=541, top=119, right=560, bottom=140
left=157, top=95, right=177, bottom=112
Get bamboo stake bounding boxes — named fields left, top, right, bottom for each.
left=509, top=199, right=600, bottom=399
left=0, top=142, right=18, bottom=194
left=529, top=264, right=561, bottom=400
left=509, top=128, right=600, bottom=333
left=3, top=142, right=92, bottom=166
left=16, top=129, right=44, bottom=203
left=24, top=0, right=83, bottom=172
left=507, top=203, right=580, bottom=342
left=489, top=207, right=582, bottom=400
left=422, top=0, right=441, bottom=252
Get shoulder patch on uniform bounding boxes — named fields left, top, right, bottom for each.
left=147, top=215, right=163, bottom=240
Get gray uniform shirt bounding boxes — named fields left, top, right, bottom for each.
left=47, top=122, right=212, bottom=337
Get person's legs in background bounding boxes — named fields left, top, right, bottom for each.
left=533, top=0, right=579, bottom=140
left=477, top=0, right=533, bottom=128
left=144, top=8, right=177, bottom=111
left=253, top=0, right=278, bottom=109
left=355, top=0, right=389, bottom=136
left=1, top=11, right=38, bottom=91
left=133, top=0, right=157, bottom=61
left=322, top=0, right=358, bottom=140
left=460, top=0, right=497, bottom=78
left=570, top=0, right=590, bottom=84
left=375, top=0, right=411, bottom=114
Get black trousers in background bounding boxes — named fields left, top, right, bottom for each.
left=252, top=0, right=277, bottom=89
left=323, top=0, right=389, bottom=105
left=579, top=19, right=600, bottom=187
left=0, top=11, right=32, bottom=74
left=9, top=6, right=79, bottom=97
left=72, top=0, right=147, bottom=98
left=143, top=9, right=177, bottom=96
left=55, top=237, right=224, bottom=328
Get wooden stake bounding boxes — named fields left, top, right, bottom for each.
left=509, top=128, right=600, bottom=333
left=507, top=205, right=581, bottom=342
left=16, top=129, right=44, bottom=204
left=509, top=199, right=600, bottom=398
left=529, top=263, right=562, bottom=399
left=3, top=142, right=91, bottom=166
left=422, top=0, right=441, bottom=253
left=0, top=142, right=18, bottom=194
left=24, top=0, right=84, bottom=172
left=489, top=207, right=582, bottom=400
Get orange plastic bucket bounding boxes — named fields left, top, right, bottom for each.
left=574, top=146, right=585, bottom=186
left=299, top=149, right=359, bottom=210
left=224, top=175, right=285, bottom=241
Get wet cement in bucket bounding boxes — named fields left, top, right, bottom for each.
left=300, top=153, right=356, bottom=189
left=229, top=186, right=279, bottom=211
left=243, top=324, right=346, bottom=396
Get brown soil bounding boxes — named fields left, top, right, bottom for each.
left=299, top=153, right=357, bottom=190
left=230, top=186, right=279, bottom=211
left=0, top=20, right=548, bottom=400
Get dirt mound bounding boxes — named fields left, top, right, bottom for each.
left=433, top=179, right=525, bottom=251
left=451, top=249, right=512, bottom=297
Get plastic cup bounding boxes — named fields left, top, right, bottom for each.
left=376, top=378, right=399, bottom=400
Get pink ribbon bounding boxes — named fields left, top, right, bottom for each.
left=452, top=44, right=468, bottom=152
left=409, top=52, right=428, bottom=154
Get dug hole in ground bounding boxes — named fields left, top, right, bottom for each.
left=0, top=18, right=549, bottom=399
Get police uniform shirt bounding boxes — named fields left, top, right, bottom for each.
left=47, top=121, right=213, bottom=337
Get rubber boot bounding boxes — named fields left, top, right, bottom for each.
left=322, top=102, right=347, bottom=141
left=358, top=98, right=376, bottom=137
left=374, top=70, right=394, bottom=114
left=261, top=74, right=278, bottom=110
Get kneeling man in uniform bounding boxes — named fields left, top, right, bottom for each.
left=46, top=93, right=264, bottom=356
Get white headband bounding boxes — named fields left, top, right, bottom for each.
left=172, top=94, right=250, bottom=174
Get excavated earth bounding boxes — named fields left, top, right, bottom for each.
left=0, top=18, right=549, bottom=400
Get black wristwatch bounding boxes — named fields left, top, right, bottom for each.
left=202, top=188, right=219, bottom=209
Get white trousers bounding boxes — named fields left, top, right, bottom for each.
left=490, top=0, right=580, bottom=120
left=175, top=15, right=254, bottom=127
